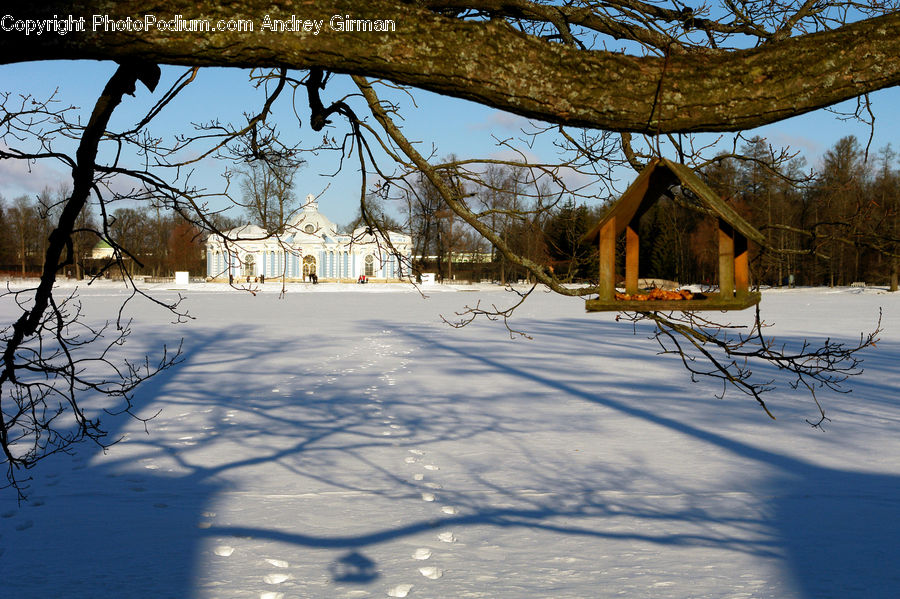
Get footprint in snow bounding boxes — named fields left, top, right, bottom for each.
left=214, top=545, right=234, bottom=557
left=387, top=583, right=413, bottom=597
left=412, top=548, right=432, bottom=560
left=263, top=572, right=292, bottom=584
left=404, top=457, right=418, bottom=464
left=421, top=492, right=436, bottom=502
left=424, top=464, right=439, bottom=471
left=441, top=506, right=459, bottom=515
left=419, top=566, right=443, bottom=580
left=408, top=449, right=425, bottom=456
left=15, top=520, right=34, bottom=531
left=265, top=558, right=289, bottom=568
left=259, top=593, right=284, bottom=599
left=437, top=531, right=456, bottom=543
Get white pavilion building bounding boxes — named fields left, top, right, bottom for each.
left=205, top=196, right=412, bottom=282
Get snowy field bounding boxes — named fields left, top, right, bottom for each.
left=1, top=281, right=898, bottom=599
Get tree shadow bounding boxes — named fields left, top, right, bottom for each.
left=2, top=318, right=520, bottom=596
left=3, top=295, right=898, bottom=598
left=383, top=316, right=900, bottom=598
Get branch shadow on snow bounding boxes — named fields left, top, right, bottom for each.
left=1, top=328, right=227, bottom=598
left=381, top=316, right=900, bottom=599
left=4, top=321, right=526, bottom=596
left=3, top=305, right=898, bottom=598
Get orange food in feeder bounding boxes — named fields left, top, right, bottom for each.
left=615, top=288, right=700, bottom=302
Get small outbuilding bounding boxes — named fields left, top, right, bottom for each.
left=583, top=157, right=765, bottom=311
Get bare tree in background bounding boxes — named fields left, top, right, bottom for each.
left=237, top=159, right=301, bottom=234
left=6, top=195, right=41, bottom=276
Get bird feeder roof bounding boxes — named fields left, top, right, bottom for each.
left=583, top=157, right=765, bottom=246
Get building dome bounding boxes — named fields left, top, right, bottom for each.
left=285, top=194, right=337, bottom=238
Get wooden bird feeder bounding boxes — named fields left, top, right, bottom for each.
left=583, top=158, right=764, bottom=312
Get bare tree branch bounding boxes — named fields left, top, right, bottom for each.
left=3, top=2, right=900, bottom=133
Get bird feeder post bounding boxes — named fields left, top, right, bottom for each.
left=625, top=221, right=640, bottom=295
left=734, top=232, right=750, bottom=299
left=718, top=219, right=735, bottom=299
left=598, top=217, right=616, bottom=301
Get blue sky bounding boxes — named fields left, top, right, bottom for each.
left=1, top=59, right=898, bottom=227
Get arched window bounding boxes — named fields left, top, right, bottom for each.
left=364, top=254, right=375, bottom=277
left=242, top=253, right=255, bottom=278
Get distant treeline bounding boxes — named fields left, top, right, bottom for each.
left=0, top=186, right=209, bottom=279
left=418, top=135, right=898, bottom=288
left=2, top=135, right=898, bottom=287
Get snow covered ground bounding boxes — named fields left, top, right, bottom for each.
left=1, top=281, right=898, bottom=599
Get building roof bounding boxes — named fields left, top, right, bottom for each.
left=208, top=195, right=411, bottom=249
left=226, top=223, right=270, bottom=239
